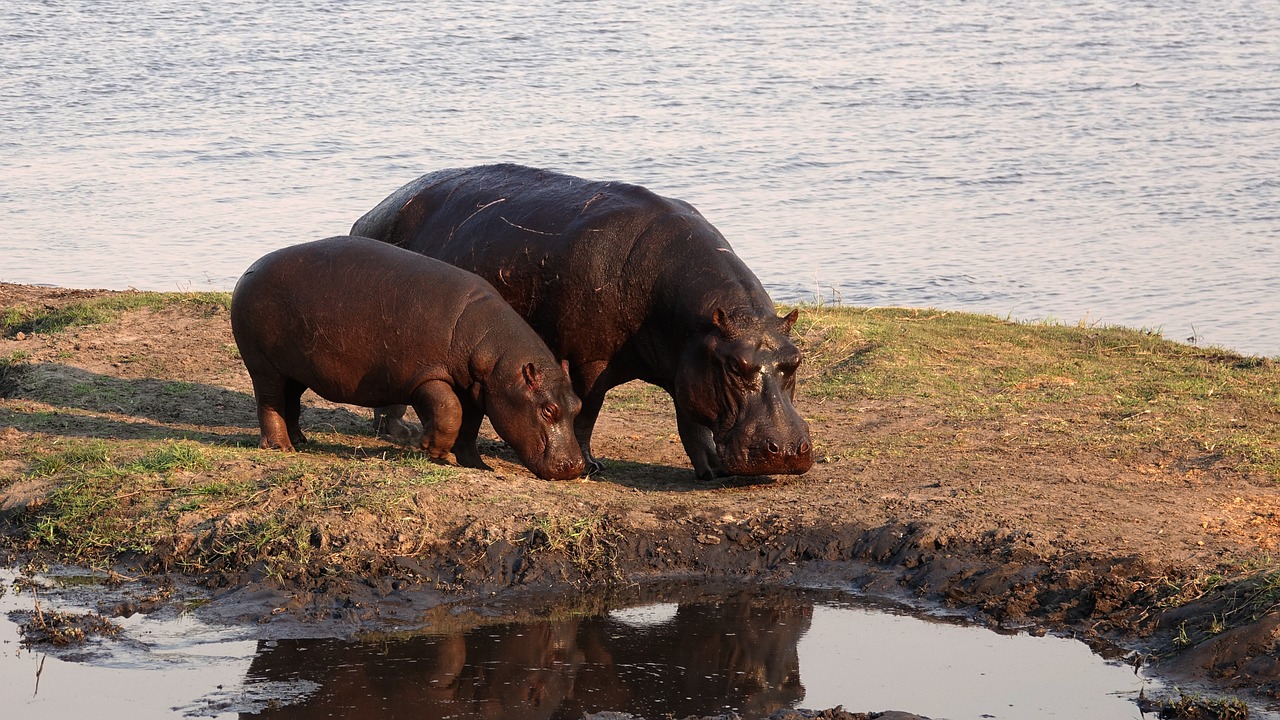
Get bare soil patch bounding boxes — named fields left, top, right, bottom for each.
left=2, top=283, right=1280, bottom=711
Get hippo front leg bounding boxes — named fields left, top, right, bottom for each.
left=571, top=360, right=613, bottom=476
left=409, top=381, right=463, bottom=462
left=675, top=408, right=726, bottom=481
left=450, top=396, right=492, bottom=471
left=574, top=393, right=607, bottom=476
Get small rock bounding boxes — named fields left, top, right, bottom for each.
left=695, top=533, right=721, bottom=545
left=15, top=331, right=26, bottom=340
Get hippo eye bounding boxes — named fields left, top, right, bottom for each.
left=729, top=356, right=759, bottom=380
left=540, top=404, right=559, bottom=422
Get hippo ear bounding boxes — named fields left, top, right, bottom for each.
left=779, top=309, right=799, bottom=335
left=522, top=362, right=544, bottom=393
left=712, top=308, right=739, bottom=339
left=560, top=358, right=572, bottom=379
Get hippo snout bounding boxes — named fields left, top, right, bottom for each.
left=534, top=453, right=586, bottom=481
left=754, top=436, right=814, bottom=474
left=764, top=439, right=811, bottom=462
left=720, top=433, right=814, bottom=477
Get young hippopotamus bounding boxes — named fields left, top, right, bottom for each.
left=229, top=236, right=585, bottom=481
left=351, top=164, right=813, bottom=481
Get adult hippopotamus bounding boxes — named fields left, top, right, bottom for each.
left=229, top=236, right=585, bottom=481
left=351, top=164, right=813, bottom=480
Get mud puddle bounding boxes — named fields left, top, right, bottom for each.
left=2, top=571, right=1183, bottom=720
left=233, top=594, right=1156, bottom=720
left=0, top=572, right=258, bottom=719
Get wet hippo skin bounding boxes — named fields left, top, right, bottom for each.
left=230, top=236, right=584, bottom=481
left=352, top=164, right=813, bottom=480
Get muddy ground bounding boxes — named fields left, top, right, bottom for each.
left=2, top=283, right=1279, bottom=715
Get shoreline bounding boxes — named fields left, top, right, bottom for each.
left=5, top=278, right=1276, bottom=360
left=3, top=283, right=1280, bottom=715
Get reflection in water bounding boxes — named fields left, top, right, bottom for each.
left=244, top=591, right=808, bottom=719
left=241, top=588, right=1151, bottom=720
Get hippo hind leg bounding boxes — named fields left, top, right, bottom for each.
left=249, top=372, right=297, bottom=452
left=676, top=407, right=726, bottom=481
left=283, top=378, right=308, bottom=446
left=373, top=403, right=422, bottom=446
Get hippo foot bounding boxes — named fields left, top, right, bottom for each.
left=377, top=417, right=423, bottom=447
left=695, top=467, right=730, bottom=482
left=259, top=437, right=295, bottom=452
left=582, top=456, right=605, bottom=477
left=454, top=452, right=493, bottom=471
left=419, top=443, right=454, bottom=463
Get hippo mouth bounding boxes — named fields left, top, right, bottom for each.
left=535, top=456, right=586, bottom=481
left=522, top=436, right=585, bottom=481
left=715, top=437, right=814, bottom=477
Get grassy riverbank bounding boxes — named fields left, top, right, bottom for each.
left=2, top=283, right=1280, bottom=705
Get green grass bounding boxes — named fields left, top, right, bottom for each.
left=603, top=381, right=669, bottom=412
left=2, top=350, right=29, bottom=367
left=5, top=297, right=1280, bottom=580
left=4, top=431, right=462, bottom=572
left=523, top=514, right=619, bottom=575
left=1, top=291, right=230, bottom=337
left=788, top=306, right=1280, bottom=477
left=1145, top=690, right=1250, bottom=719
left=125, top=441, right=213, bottom=474
left=395, top=453, right=458, bottom=485
left=0, top=350, right=31, bottom=394
left=1165, top=564, right=1280, bottom=654
left=26, top=441, right=114, bottom=477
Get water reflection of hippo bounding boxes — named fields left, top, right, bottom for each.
left=239, top=593, right=810, bottom=719
left=230, top=236, right=584, bottom=480
left=351, top=164, right=813, bottom=480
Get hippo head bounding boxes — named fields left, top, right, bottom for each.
left=486, top=358, right=585, bottom=480
left=674, top=308, right=813, bottom=478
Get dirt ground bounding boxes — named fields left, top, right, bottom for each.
left=2, top=283, right=1280, bottom=714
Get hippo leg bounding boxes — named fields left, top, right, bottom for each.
left=250, top=373, right=296, bottom=452
left=450, top=396, right=492, bottom=471
left=574, top=394, right=606, bottom=475
left=409, top=380, right=463, bottom=462
left=283, top=379, right=308, bottom=446
left=675, top=408, right=726, bottom=481
left=373, top=404, right=420, bottom=445
left=571, top=360, right=613, bottom=475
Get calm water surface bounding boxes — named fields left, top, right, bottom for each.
left=0, top=576, right=1162, bottom=720
left=2, top=1, right=1278, bottom=354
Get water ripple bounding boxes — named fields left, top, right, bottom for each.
left=1, top=0, right=1278, bottom=354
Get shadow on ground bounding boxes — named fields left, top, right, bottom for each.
left=0, top=363, right=367, bottom=442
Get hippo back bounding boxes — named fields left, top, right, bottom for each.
left=352, top=165, right=813, bottom=479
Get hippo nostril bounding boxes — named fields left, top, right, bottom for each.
left=799, top=441, right=810, bottom=455
left=767, top=441, right=780, bottom=455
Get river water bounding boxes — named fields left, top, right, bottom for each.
left=2, top=1, right=1278, bottom=354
